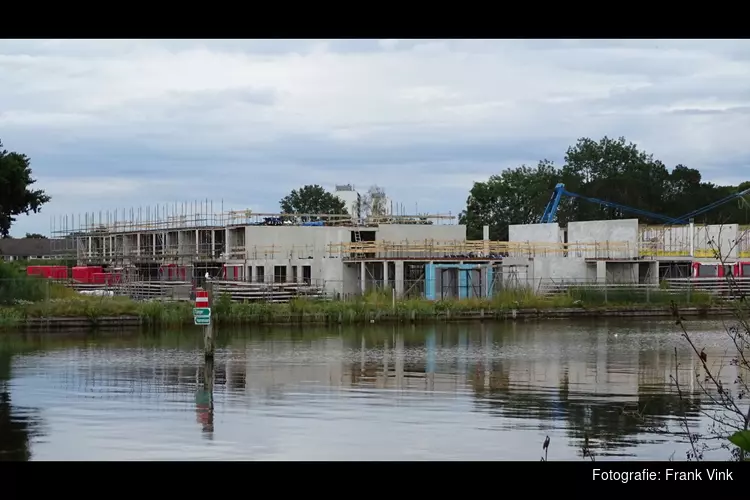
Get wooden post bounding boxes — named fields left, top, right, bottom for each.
left=204, top=280, right=215, bottom=359
left=204, top=322, right=214, bottom=359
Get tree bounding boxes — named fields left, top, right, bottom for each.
left=279, top=184, right=348, bottom=222
left=361, top=185, right=388, bottom=219
left=24, top=233, right=47, bottom=239
left=557, top=136, right=671, bottom=223
left=0, top=140, right=50, bottom=238
left=460, top=136, right=750, bottom=240
left=459, top=160, right=559, bottom=240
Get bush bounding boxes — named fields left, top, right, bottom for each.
left=0, top=261, right=46, bottom=305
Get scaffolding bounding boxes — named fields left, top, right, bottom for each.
left=640, top=223, right=750, bottom=258
left=328, top=240, right=636, bottom=260
left=49, top=200, right=456, bottom=238
left=46, top=199, right=458, bottom=266
left=741, top=225, right=750, bottom=258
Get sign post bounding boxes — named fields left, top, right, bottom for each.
left=194, top=289, right=214, bottom=358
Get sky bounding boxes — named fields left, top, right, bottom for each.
left=2, top=39, right=750, bottom=237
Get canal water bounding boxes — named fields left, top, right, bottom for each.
left=0, top=319, right=744, bottom=461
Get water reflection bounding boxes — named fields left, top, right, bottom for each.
left=0, top=350, right=43, bottom=461
left=195, top=357, right=214, bottom=437
left=0, top=319, right=743, bottom=460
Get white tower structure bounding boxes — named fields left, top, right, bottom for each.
left=333, top=184, right=361, bottom=222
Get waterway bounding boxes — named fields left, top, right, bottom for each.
left=0, top=318, right=745, bottom=461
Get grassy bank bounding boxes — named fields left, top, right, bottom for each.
left=0, top=286, right=722, bottom=330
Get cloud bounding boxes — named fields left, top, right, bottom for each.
left=2, top=39, right=750, bottom=235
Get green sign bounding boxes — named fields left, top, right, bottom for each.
left=195, top=390, right=211, bottom=405
left=193, top=307, right=211, bottom=317
left=194, top=316, right=211, bottom=326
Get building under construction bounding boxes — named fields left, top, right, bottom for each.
left=48, top=198, right=469, bottom=299
left=44, top=190, right=750, bottom=302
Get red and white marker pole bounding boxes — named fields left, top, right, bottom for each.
left=194, top=288, right=214, bottom=359
left=195, top=289, right=209, bottom=308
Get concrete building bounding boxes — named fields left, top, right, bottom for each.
left=50, top=205, right=465, bottom=298
left=333, top=184, right=394, bottom=223
left=506, top=219, right=750, bottom=287
left=48, top=199, right=750, bottom=299
left=333, top=184, right=362, bottom=222
left=0, top=238, right=58, bottom=261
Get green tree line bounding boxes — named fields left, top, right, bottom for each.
left=459, top=136, right=750, bottom=240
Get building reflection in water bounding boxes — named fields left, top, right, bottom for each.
left=426, top=330, right=435, bottom=391
left=20, top=321, right=741, bottom=457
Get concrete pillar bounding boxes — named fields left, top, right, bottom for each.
left=153, top=234, right=157, bottom=256
left=195, top=229, right=200, bottom=256
left=596, top=261, right=607, bottom=284
left=483, top=224, right=490, bottom=256
left=211, top=230, right=216, bottom=259
left=689, top=220, right=695, bottom=257
left=381, top=261, right=387, bottom=288
left=360, top=261, right=367, bottom=293
left=395, top=261, right=405, bottom=297
left=136, top=234, right=141, bottom=257
left=650, top=261, right=660, bottom=285
left=87, top=236, right=92, bottom=259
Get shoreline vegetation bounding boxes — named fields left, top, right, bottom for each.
left=0, top=284, right=734, bottom=331
left=0, top=262, right=735, bottom=331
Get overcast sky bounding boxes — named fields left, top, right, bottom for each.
left=2, top=39, right=750, bottom=236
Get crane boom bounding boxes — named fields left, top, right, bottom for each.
left=539, top=184, right=750, bottom=225
left=675, top=187, right=750, bottom=221
left=540, top=183, right=683, bottom=224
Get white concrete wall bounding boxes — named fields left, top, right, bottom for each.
left=494, top=257, right=533, bottom=290
left=640, top=225, right=691, bottom=256
left=243, top=226, right=350, bottom=259
left=567, top=219, right=638, bottom=258
left=694, top=224, right=739, bottom=259
left=342, top=263, right=359, bottom=296
left=530, top=256, right=588, bottom=285
left=239, top=224, right=465, bottom=255
left=608, top=262, right=639, bottom=284
left=334, top=189, right=360, bottom=220
left=640, top=224, right=742, bottom=259
left=508, top=223, right=560, bottom=243
left=376, top=224, right=466, bottom=242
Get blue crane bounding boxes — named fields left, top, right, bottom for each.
left=539, top=183, right=750, bottom=225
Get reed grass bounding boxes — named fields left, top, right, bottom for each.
left=0, top=285, right=717, bottom=329
left=0, top=262, right=77, bottom=305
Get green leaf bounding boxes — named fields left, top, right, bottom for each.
left=728, top=430, right=750, bottom=452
